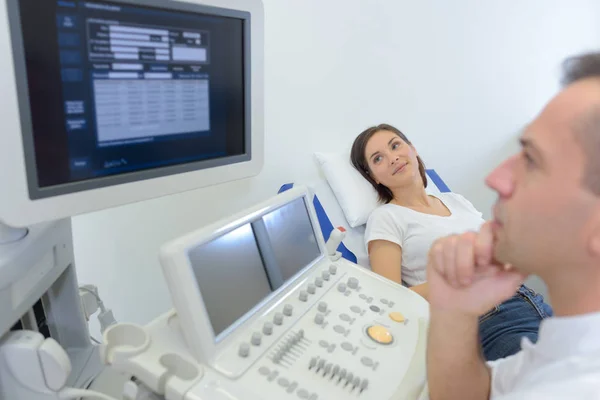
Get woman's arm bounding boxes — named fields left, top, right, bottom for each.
left=368, top=240, right=429, bottom=300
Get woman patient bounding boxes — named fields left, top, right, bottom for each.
left=350, top=123, right=553, bottom=361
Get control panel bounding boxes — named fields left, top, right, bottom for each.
left=193, top=258, right=429, bottom=399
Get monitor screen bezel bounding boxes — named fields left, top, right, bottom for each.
left=158, top=186, right=327, bottom=366
left=7, top=0, right=252, bottom=200
left=194, top=195, right=325, bottom=343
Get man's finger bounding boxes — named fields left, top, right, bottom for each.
left=475, top=221, right=495, bottom=266
left=444, top=236, right=459, bottom=288
left=456, top=232, right=476, bottom=286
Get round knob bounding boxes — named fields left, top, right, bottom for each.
left=283, top=304, right=293, bottom=316
left=367, top=325, right=394, bottom=345
left=329, top=265, right=338, bottom=275
left=337, top=282, right=347, bottom=292
left=348, top=277, right=359, bottom=289
left=238, top=343, right=250, bottom=357
left=314, top=313, right=325, bottom=325
left=318, top=302, right=328, bottom=313
left=315, top=277, right=324, bottom=287
left=307, top=284, right=316, bottom=294
left=322, top=271, right=330, bottom=281
left=273, top=312, right=284, bottom=325
left=263, top=322, right=274, bottom=335
left=299, top=290, right=308, bottom=302
left=251, top=332, right=262, bottom=346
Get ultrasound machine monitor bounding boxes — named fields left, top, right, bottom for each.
left=0, top=0, right=264, bottom=227
left=151, top=186, right=431, bottom=399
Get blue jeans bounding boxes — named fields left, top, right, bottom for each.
left=478, top=284, right=553, bottom=361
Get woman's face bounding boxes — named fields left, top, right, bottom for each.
left=364, top=130, right=420, bottom=189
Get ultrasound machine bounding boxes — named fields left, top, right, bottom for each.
left=0, top=0, right=430, bottom=399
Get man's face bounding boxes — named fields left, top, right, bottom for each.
left=486, top=79, right=600, bottom=276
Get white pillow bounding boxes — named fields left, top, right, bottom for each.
left=314, top=152, right=444, bottom=228
left=314, top=152, right=379, bottom=227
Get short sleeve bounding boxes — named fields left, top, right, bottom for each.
left=486, top=351, right=525, bottom=398
left=364, top=207, right=406, bottom=249
left=450, top=193, right=484, bottom=218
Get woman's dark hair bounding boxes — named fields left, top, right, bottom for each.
left=350, top=123, right=427, bottom=204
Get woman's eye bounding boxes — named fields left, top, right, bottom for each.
left=392, top=142, right=401, bottom=150
left=374, top=156, right=382, bottom=164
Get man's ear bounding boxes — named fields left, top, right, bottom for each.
left=587, top=211, right=600, bottom=258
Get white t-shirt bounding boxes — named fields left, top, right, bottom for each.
left=364, top=193, right=485, bottom=287
left=488, top=311, right=600, bottom=399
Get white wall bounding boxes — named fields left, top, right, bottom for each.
left=74, top=0, right=600, bottom=337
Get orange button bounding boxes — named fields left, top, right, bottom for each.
left=367, top=325, right=393, bottom=344
left=389, top=312, right=405, bottom=323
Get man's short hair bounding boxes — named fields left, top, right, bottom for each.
left=561, top=52, right=600, bottom=195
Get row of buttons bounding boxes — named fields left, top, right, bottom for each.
left=300, top=265, right=338, bottom=302
left=239, top=305, right=297, bottom=357
left=308, top=356, right=369, bottom=393
left=337, top=276, right=359, bottom=293
left=258, top=366, right=318, bottom=399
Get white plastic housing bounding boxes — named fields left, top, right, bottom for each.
left=0, top=0, right=264, bottom=227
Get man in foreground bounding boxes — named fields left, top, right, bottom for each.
left=427, top=52, right=600, bottom=399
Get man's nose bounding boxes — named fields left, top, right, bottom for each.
left=486, top=154, right=517, bottom=197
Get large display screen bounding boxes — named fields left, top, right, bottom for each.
left=12, top=0, right=249, bottom=197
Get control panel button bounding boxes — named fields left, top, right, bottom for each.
left=259, top=366, right=270, bottom=375
left=263, top=322, right=274, bottom=335
left=318, top=302, right=328, bottom=313
left=273, top=312, right=284, bottom=325
left=337, top=283, right=347, bottom=292
left=322, top=271, right=330, bottom=281
left=341, top=342, right=353, bottom=352
left=346, top=372, right=354, bottom=384
left=360, top=379, right=369, bottom=392
left=251, top=332, right=262, bottom=346
left=332, top=365, right=340, bottom=377
left=350, top=305, right=361, bottom=314
left=314, top=313, right=325, bottom=325
left=297, top=389, right=310, bottom=399
left=278, top=377, right=290, bottom=387
left=334, top=325, right=346, bottom=334
left=309, top=357, right=317, bottom=370
left=380, top=298, right=389, bottom=305
left=367, top=325, right=394, bottom=345
left=239, top=343, right=250, bottom=357
left=329, top=265, right=337, bottom=275
left=315, top=277, right=324, bottom=287
left=369, top=305, right=381, bottom=313
left=361, top=356, right=374, bottom=367
left=347, top=277, right=359, bottom=289
left=299, top=290, right=308, bottom=302
left=283, top=304, right=294, bottom=316
left=389, top=311, right=406, bottom=323
left=307, top=283, right=316, bottom=294
left=317, top=359, right=325, bottom=370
